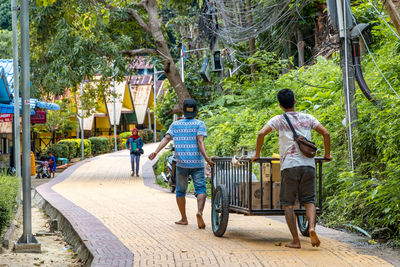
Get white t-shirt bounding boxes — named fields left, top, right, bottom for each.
left=266, top=111, right=320, bottom=170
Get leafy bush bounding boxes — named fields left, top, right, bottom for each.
left=57, top=140, right=77, bottom=159
left=89, top=137, right=111, bottom=155
left=119, top=132, right=131, bottom=140
left=154, top=150, right=172, bottom=176
left=56, top=139, right=91, bottom=158
left=0, top=174, right=20, bottom=234
left=50, top=142, right=70, bottom=161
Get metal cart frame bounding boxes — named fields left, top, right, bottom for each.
left=211, top=157, right=326, bottom=237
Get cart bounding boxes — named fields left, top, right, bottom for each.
left=211, top=157, right=326, bottom=237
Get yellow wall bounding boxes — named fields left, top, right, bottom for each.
left=123, top=84, right=134, bottom=110
left=95, top=116, right=110, bottom=128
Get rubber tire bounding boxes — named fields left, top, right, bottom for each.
left=212, top=185, right=229, bottom=237
left=297, top=214, right=310, bottom=237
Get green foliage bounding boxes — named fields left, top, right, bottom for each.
left=48, top=142, right=70, bottom=161
left=154, top=150, right=172, bottom=176
left=0, top=29, right=12, bottom=58
left=0, top=174, right=20, bottom=234
left=57, top=139, right=91, bottom=159
left=30, top=0, right=147, bottom=98
left=89, top=137, right=111, bottom=156
left=156, top=82, right=177, bottom=130
left=0, top=0, right=11, bottom=31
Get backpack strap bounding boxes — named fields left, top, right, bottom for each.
left=283, top=113, right=298, bottom=139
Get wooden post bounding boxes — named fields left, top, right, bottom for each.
left=381, top=0, right=400, bottom=37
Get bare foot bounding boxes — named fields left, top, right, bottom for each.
left=309, top=229, right=320, bottom=247
left=285, top=242, right=301, bottom=249
left=175, top=219, right=188, bottom=225
left=196, top=212, right=206, bottom=229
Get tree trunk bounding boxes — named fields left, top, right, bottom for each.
left=246, top=0, right=256, bottom=75
left=296, top=28, right=305, bottom=67
left=145, top=0, right=190, bottom=113
left=381, top=0, right=400, bottom=37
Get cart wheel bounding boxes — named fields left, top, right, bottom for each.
left=169, top=185, right=176, bottom=193
left=212, top=185, right=229, bottom=237
left=297, top=215, right=310, bottom=236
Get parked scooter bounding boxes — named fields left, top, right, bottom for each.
left=161, top=146, right=177, bottom=193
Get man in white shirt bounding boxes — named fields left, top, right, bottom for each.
left=252, top=89, right=332, bottom=249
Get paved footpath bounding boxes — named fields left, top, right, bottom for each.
left=38, top=143, right=393, bottom=267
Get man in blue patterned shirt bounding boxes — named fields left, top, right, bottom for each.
left=149, top=99, right=214, bottom=229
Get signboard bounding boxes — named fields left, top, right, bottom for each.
left=31, top=110, right=46, bottom=124
left=0, top=114, right=12, bottom=123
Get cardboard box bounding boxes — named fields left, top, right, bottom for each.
left=239, top=181, right=281, bottom=209
left=261, top=162, right=281, bottom=182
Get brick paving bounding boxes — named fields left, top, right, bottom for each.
left=39, top=144, right=393, bottom=267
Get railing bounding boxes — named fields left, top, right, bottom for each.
left=211, top=157, right=325, bottom=215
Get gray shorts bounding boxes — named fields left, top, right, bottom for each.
left=280, top=166, right=316, bottom=206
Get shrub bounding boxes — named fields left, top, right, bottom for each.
left=89, top=137, right=111, bottom=155
left=0, top=174, right=20, bottom=234
left=50, top=142, right=70, bottom=161
left=57, top=140, right=77, bottom=159
left=56, top=139, right=91, bottom=158
left=107, top=135, right=122, bottom=151
left=119, top=132, right=131, bottom=140
left=154, top=150, right=172, bottom=176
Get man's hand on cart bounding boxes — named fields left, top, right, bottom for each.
left=324, top=154, right=332, bottom=161
left=251, top=154, right=260, bottom=163
left=205, top=156, right=214, bottom=167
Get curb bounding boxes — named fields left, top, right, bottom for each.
left=1, top=204, right=22, bottom=250
left=35, top=155, right=134, bottom=267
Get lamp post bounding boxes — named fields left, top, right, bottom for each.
left=153, top=66, right=164, bottom=143
left=81, top=80, right=84, bottom=160
left=113, top=78, right=117, bottom=152
left=15, top=0, right=41, bottom=252
left=11, top=0, right=20, bottom=177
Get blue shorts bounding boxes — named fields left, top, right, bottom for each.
left=176, top=167, right=206, bottom=197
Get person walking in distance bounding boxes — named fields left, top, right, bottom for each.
left=149, top=99, right=214, bottom=229
left=126, top=128, right=144, bottom=176
left=252, top=89, right=332, bottom=248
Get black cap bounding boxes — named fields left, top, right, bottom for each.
left=183, top=98, right=197, bottom=119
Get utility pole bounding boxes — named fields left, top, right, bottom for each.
left=15, top=0, right=41, bottom=252
left=113, top=78, right=117, bottom=152
left=80, top=80, right=84, bottom=160
left=11, top=0, right=20, bottom=178
left=180, top=47, right=185, bottom=82
left=338, top=0, right=358, bottom=170
left=153, top=66, right=157, bottom=143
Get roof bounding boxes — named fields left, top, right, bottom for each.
left=0, top=62, right=12, bottom=104
left=0, top=59, right=60, bottom=111
left=129, top=75, right=153, bottom=86
left=106, top=81, right=126, bottom=126
left=77, top=109, right=95, bottom=131
left=0, top=59, right=14, bottom=93
left=130, top=84, right=152, bottom=125
left=129, top=57, right=153, bottom=70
